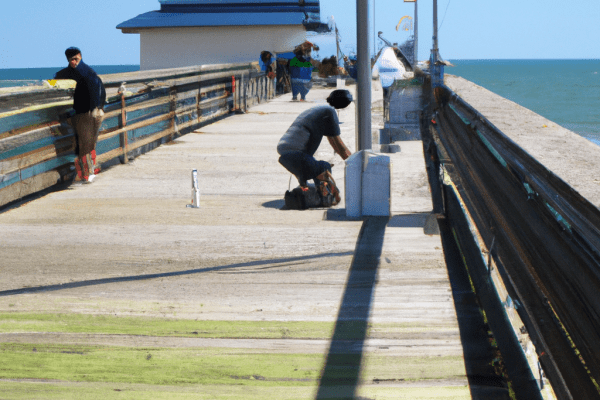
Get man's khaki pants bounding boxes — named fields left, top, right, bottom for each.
left=72, top=108, right=104, bottom=180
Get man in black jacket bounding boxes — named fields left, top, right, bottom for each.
left=55, top=47, right=106, bottom=183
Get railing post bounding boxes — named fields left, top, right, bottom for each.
left=232, top=75, right=237, bottom=111
left=244, top=75, right=249, bottom=110
left=265, top=75, right=269, bottom=100
left=256, top=77, right=260, bottom=104
left=196, top=82, right=202, bottom=123
left=119, top=93, right=128, bottom=164
left=170, top=88, right=178, bottom=141
left=244, top=73, right=248, bottom=112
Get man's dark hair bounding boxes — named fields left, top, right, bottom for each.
left=65, top=47, right=81, bottom=59
left=260, top=51, right=272, bottom=63
left=327, top=89, right=353, bottom=109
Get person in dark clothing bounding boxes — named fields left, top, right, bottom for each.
left=288, top=41, right=315, bottom=101
left=277, top=89, right=353, bottom=205
left=259, top=51, right=276, bottom=79
left=289, top=52, right=312, bottom=101
left=55, top=47, right=106, bottom=183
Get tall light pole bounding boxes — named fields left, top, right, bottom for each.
left=403, top=0, right=418, bottom=65
left=335, top=24, right=341, bottom=65
left=431, top=0, right=443, bottom=87
left=414, top=0, right=418, bottom=64
left=433, top=0, right=438, bottom=56
left=373, top=0, right=376, bottom=57
left=356, top=0, right=372, bottom=151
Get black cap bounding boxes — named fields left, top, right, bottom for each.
left=327, top=89, right=353, bottom=109
left=65, top=47, right=81, bottom=59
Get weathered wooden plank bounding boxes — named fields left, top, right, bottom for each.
left=128, top=119, right=171, bottom=142
left=0, top=90, right=72, bottom=115
left=18, top=154, right=74, bottom=183
left=0, top=121, right=56, bottom=141
left=0, top=170, right=19, bottom=186
left=99, top=62, right=259, bottom=88
left=179, top=103, right=231, bottom=130
left=175, top=93, right=229, bottom=118
left=100, top=112, right=175, bottom=141
left=0, top=169, right=62, bottom=207
left=103, top=88, right=170, bottom=115
left=0, top=103, right=73, bottom=136
left=103, top=96, right=171, bottom=120
left=0, top=140, right=72, bottom=175
left=97, top=126, right=177, bottom=165
left=199, top=83, right=227, bottom=96
left=149, top=70, right=259, bottom=93
left=0, top=124, right=73, bottom=158
left=0, top=124, right=59, bottom=153
left=96, top=147, right=126, bottom=165
left=0, top=153, right=73, bottom=192
left=125, top=105, right=171, bottom=128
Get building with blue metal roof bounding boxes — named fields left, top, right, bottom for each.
left=117, top=0, right=327, bottom=70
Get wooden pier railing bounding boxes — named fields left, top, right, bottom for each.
left=426, top=83, right=600, bottom=399
left=0, top=62, right=274, bottom=207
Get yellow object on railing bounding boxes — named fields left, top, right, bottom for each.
left=43, top=79, right=76, bottom=89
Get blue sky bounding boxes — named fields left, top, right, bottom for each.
left=317, top=0, right=600, bottom=61
left=2, top=0, right=599, bottom=69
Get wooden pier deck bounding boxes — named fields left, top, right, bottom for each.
left=0, top=86, right=510, bottom=399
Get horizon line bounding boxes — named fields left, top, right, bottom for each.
left=2, top=58, right=600, bottom=70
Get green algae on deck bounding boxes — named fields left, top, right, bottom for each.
left=0, top=342, right=467, bottom=398
left=0, top=343, right=321, bottom=386
left=0, top=381, right=469, bottom=400
left=363, top=354, right=467, bottom=381
left=0, top=382, right=318, bottom=400
left=0, top=313, right=455, bottom=339
left=0, top=313, right=335, bottom=339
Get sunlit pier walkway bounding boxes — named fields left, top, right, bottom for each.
left=0, top=86, right=510, bottom=399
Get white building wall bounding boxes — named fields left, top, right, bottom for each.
left=139, top=25, right=307, bottom=70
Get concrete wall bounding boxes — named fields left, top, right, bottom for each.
left=139, top=25, right=306, bottom=70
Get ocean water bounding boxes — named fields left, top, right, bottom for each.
left=0, top=65, right=140, bottom=89
left=448, top=59, right=600, bottom=145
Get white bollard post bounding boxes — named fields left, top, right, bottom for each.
left=187, top=169, right=200, bottom=208
left=345, top=150, right=392, bottom=218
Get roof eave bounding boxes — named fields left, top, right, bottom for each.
left=116, top=3, right=323, bottom=31
left=118, top=24, right=307, bottom=34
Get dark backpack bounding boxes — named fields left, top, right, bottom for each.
left=284, top=184, right=335, bottom=210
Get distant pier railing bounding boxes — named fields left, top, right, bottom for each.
left=427, top=84, right=600, bottom=399
left=0, top=62, right=274, bottom=207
